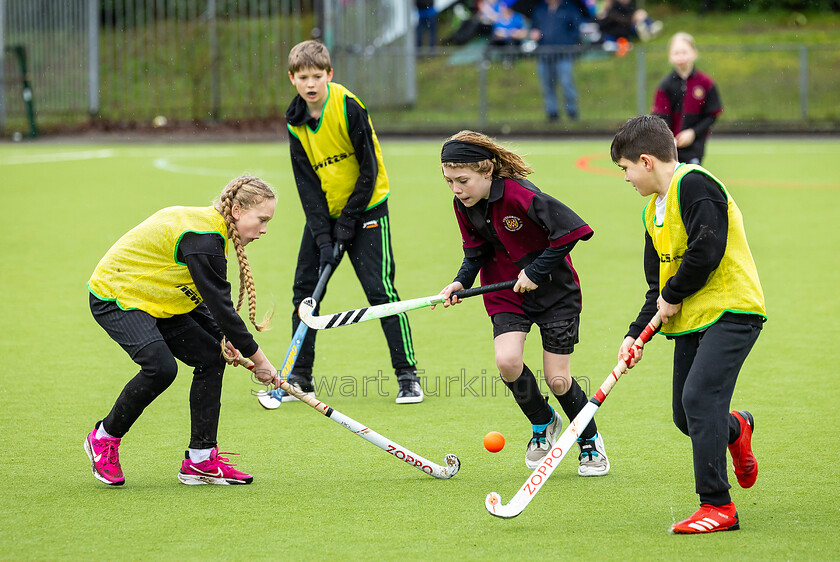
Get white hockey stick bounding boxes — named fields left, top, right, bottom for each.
left=242, top=358, right=460, bottom=479
left=298, top=280, right=516, bottom=330
left=485, top=313, right=661, bottom=518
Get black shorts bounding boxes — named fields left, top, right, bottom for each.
left=491, top=312, right=579, bottom=355
left=89, top=293, right=222, bottom=359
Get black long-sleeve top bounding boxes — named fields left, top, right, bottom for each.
left=178, top=232, right=259, bottom=357
left=286, top=95, right=379, bottom=247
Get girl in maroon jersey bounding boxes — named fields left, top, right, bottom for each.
left=652, top=32, right=723, bottom=165
left=436, top=130, right=609, bottom=476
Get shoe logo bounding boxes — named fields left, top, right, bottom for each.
left=93, top=452, right=103, bottom=462
left=190, top=465, right=224, bottom=478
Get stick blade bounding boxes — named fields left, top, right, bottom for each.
left=435, top=453, right=460, bottom=479
left=485, top=492, right=521, bottom=518
left=298, top=297, right=324, bottom=329
left=256, top=389, right=282, bottom=410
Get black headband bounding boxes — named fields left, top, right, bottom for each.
left=441, top=140, right=494, bottom=163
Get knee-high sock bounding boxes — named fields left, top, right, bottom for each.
left=554, top=377, right=597, bottom=440
left=503, top=364, right=552, bottom=426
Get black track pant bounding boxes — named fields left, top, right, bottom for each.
left=671, top=319, right=762, bottom=506
left=291, top=201, right=417, bottom=376
left=90, top=294, right=227, bottom=449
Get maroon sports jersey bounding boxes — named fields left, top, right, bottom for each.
left=454, top=177, right=593, bottom=322
left=652, top=68, right=722, bottom=163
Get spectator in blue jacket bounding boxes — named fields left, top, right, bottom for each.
left=490, top=1, right=529, bottom=46
left=529, top=0, right=584, bottom=122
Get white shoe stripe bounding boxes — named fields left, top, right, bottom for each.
left=702, top=517, right=721, bottom=528
left=687, top=523, right=707, bottom=531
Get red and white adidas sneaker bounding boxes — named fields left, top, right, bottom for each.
left=729, top=410, right=758, bottom=488
left=671, top=503, right=739, bottom=534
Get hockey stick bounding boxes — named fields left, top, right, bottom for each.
left=485, top=313, right=662, bottom=518
left=256, top=245, right=339, bottom=409
left=243, top=357, right=460, bottom=479
left=299, top=279, right=517, bottom=330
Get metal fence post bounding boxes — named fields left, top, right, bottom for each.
left=479, top=53, right=489, bottom=127
left=87, top=0, right=99, bottom=116
left=323, top=0, right=334, bottom=51
left=636, top=46, right=646, bottom=116
left=799, top=44, right=808, bottom=120
left=208, top=0, right=220, bottom=121
left=0, top=0, right=6, bottom=133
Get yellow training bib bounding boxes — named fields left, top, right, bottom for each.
left=644, top=164, right=766, bottom=335
left=287, top=82, right=389, bottom=217
left=88, top=206, right=228, bottom=318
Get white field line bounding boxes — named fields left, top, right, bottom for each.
left=152, top=157, right=269, bottom=178
left=0, top=149, right=115, bottom=165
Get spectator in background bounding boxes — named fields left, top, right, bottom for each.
left=529, top=0, right=584, bottom=122
left=416, top=0, right=438, bottom=49
left=652, top=32, right=722, bottom=164
left=489, top=1, right=529, bottom=47
left=441, top=1, right=496, bottom=46
left=592, top=0, right=662, bottom=42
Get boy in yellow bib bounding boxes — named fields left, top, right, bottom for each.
left=277, top=40, right=421, bottom=405
left=611, top=116, right=766, bottom=534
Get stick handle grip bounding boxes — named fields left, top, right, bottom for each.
left=451, top=279, right=516, bottom=300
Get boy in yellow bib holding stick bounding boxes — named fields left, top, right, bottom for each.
left=611, top=115, right=766, bottom=534
left=276, top=40, right=420, bottom=405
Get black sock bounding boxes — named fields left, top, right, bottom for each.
left=728, top=412, right=741, bottom=444
left=554, top=377, right=597, bottom=440
left=502, top=364, right=552, bottom=426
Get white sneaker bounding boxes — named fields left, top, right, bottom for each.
left=577, top=432, right=610, bottom=476
left=636, top=21, right=652, bottom=42
left=649, top=20, right=664, bottom=39
left=525, top=409, right=562, bottom=469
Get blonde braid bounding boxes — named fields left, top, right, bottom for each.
left=215, top=175, right=276, bottom=332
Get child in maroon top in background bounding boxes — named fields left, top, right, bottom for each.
left=652, top=32, right=722, bottom=165
left=436, top=130, right=609, bottom=477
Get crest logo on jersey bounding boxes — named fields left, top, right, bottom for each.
left=503, top=215, right=523, bottom=232
left=692, top=85, right=706, bottom=100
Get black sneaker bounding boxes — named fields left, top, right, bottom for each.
left=279, top=373, right=316, bottom=403
left=396, top=378, right=423, bottom=404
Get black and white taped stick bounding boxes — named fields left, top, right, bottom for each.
left=242, top=357, right=460, bottom=479
left=485, top=313, right=662, bottom=518
left=299, top=279, right=517, bottom=330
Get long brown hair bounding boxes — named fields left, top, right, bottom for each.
left=213, top=175, right=275, bottom=331
left=441, top=130, right=534, bottom=179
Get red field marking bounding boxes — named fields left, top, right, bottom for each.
left=576, top=153, right=840, bottom=190
left=576, top=153, right=622, bottom=177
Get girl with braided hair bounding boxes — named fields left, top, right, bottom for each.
left=85, top=176, right=278, bottom=486
left=436, top=130, right=610, bottom=477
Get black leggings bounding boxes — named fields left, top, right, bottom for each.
left=672, top=319, right=761, bottom=505
left=291, top=201, right=416, bottom=375
left=91, top=294, right=227, bottom=449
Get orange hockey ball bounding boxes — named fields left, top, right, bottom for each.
left=483, top=431, right=505, bottom=453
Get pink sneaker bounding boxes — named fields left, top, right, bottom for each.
left=178, top=447, right=253, bottom=485
left=84, top=427, right=124, bottom=486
